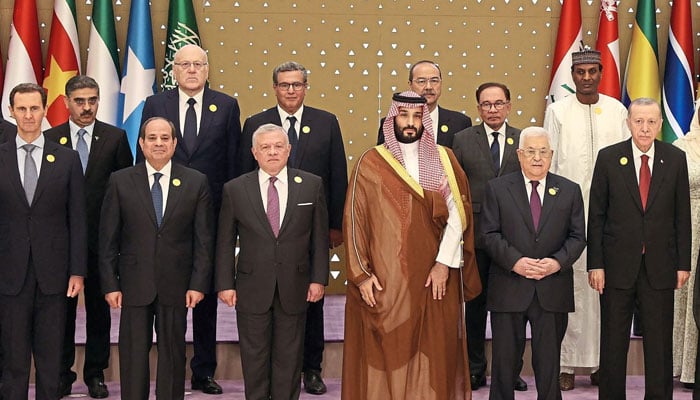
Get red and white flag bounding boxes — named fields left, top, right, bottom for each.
left=1, top=0, right=42, bottom=118
left=43, top=0, right=81, bottom=127
left=596, top=0, right=621, bottom=99
left=547, top=0, right=582, bottom=106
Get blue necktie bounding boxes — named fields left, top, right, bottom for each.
left=76, top=128, right=89, bottom=173
left=184, top=98, right=197, bottom=153
left=491, top=131, right=500, bottom=171
left=22, top=144, right=38, bottom=203
left=151, top=172, right=163, bottom=227
left=287, top=116, right=298, bottom=165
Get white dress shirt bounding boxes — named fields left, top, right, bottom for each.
left=523, top=173, right=546, bottom=206
left=259, top=166, right=289, bottom=224
left=145, top=160, right=172, bottom=212
left=16, top=134, right=44, bottom=184
left=632, top=141, right=655, bottom=184
left=178, top=88, right=204, bottom=135
left=277, top=105, right=304, bottom=141
left=69, top=120, right=94, bottom=152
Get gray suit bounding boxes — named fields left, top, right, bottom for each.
left=215, top=168, right=328, bottom=400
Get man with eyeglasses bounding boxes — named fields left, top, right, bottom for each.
left=237, top=61, right=347, bottom=395
left=44, top=75, right=133, bottom=398
left=543, top=47, right=629, bottom=391
left=481, top=126, right=585, bottom=400
left=139, top=44, right=242, bottom=395
left=452, top=82, right=527, bottom=391
left=377, top=60, right=471, bottom=148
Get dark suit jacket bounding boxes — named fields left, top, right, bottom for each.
left=0, top=138, right=87, bottom=295
left=0, top=119, right=16, bottom=143
left=45, top=121, right=133, bottom=256
left=237, top=106, right=347, bottom=230
left=588, top=139, right=691, bottom=290
left=139, top=87, right=242, bottom=209
left=453, top=123, right=520, bottom=247
left=481, top=172, right=586, bottom=313
left=215, top=169, right=329, bottom=315
left=377, top=105, right=472, bottom=148
left=99, top=163, right=215, bottom=306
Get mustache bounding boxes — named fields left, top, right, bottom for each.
left=80, top=110, right=93, bottom=117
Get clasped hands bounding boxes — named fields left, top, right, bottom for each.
left=512, top=257, right=560, bottom=280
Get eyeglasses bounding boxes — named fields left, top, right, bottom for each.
left=520, top=148, right=553, bottom=159
left=71, top=97, right=99, bottom=106
left=174, top=61, right=208, bottom=70
left=276, top=82, right=307, bottom=91
left=478, top=101, right=509, bottom=111
left=412, top=77, right=442, bottom=87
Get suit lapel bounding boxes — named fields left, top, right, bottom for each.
left=294, top=109, right=312, bottom=168
left=131, top=164, right=159, bottom=228
left=243, top=172, right=276, bottom=238
left=190, top=88, right=214, bottom=156
left=32, top=141, right=60, bottom=206
left=87, top=122, right=108, bottom=175
left=538, top=173, right=560, bottom=231
left=619, top=141, right=645, bottom=213
left=501, top=126, right=518, bottom=176
left=475, top=124, right=497, bottom=175
left=161, top=165, right=182, bottom=227
left=279, top=169, right=300, bottom=236
left=506, top=174, right=536, bottom=234
left=645, top=141, right=666, bottom=211
left=0, top=142, right=28, bottom=207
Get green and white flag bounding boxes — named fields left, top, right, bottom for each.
left=162, top=0, right=201, bottom=90
left=86, top=0, right=120, bottom=125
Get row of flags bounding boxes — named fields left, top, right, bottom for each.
left=549, top=0, right=697, bottom=142
left=0, top=0, right=201, bottom=157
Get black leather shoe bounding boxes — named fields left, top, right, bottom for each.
left=514, top=375, right=528, bottom=391
left=58, top=379, right=73, bottom=397
left=303, top=370, right=327, bottom=395
left=191, top=376, right=223, bottom=395
left=470, top=374, right=486, bottom=389
left=86, top=378, right=109, bottom=399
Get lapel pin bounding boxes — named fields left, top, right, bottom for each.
left=172, top=178, right=181, bottom=187
left=660, top=159, right=664, bottom=164
left=506, top=137, right=514, bottom=145
left=548, top=187, right=559, bottom=196
left=594, top=107, right=602, bottom=115
left=59, top=137, right=68, bottom=145
left=302, top=126, right=311, bottom=134
left=440, top=125, right=449, bottom=133
left=209, top=104, right=217, bottom=112
left=46, top=154, right=55, bottom=163
left=619, top=156, right=628, bottom=166
left=94, top=136, right=100, bottom=141
left=294, top=176, right=303, bottom=183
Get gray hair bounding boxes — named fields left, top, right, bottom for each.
left=628, top=97, right=661, bottom=113
left=252, top=123, right=289, bottom=148
left=519, top=126, right=551, bottom=149
left=272, top=61, right=307, bottom=84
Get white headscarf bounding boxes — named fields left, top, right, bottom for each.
left=674, top=101, right=700, bottom=161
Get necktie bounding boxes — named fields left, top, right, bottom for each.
left=76, top=128, right=89, bottom=173
left=184, top=98, right=197, bottom=153
left=287, top=116, right=298, bottom=165
left=267, top=176, right=280, bottom=237
left=639, top=154, right=651, bottom=210
left=530, top=180, right=541, bottom=230
left=151, top=172, right=163, bottom=227
left=491, top=132, right=500, bottom=171
left=22, top=144, right=38, bottom=203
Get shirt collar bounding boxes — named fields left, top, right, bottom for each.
left=258, top=166, right=288, bottom=185
left=145, top=160, right=173, bottom=178
left=522, top=171, right=547, bottom=189
left=484, top=122, right=507, bottom=135
left=631, top=140, right=655, bottom=160
left=16, top=133, right=45, bottom=149
left=69, top=120, right=95, bottom=137
left=277, top=104, right=304, bottom=122
left=178, top=88, right=204, bottom=106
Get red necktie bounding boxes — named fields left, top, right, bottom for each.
left=266, top=176, right=280, bottom=236
left=639, top=155, right=650, bottom=211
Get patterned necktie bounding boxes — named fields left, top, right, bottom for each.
left=490, top=131, right=501, bottom=171
left=22, top=144, right=38, bottom=203
left=151, top=172, right=163, bottom=227
left=267, top=176, right=280, bottom=237
left=287, top=116, right=298, bottom=165
left=639, top=154, right=651, bottom=211
left=530, top=180, right=541, bottom=230
left=76, top=128, right=89, bottom=173
left=184, top=98, right=197, bottom=153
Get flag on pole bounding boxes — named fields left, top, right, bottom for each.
left=595, top=0, right=621, bottom=100
left=43, top=0, right=81, bottom=127
left=162, top=0, right=202, bottom=90
left=1, top=0, right=42, bottom=118
left=621, top=0, right=660, bottom=106
left=118, top=0, right=156, bottom=158
left=546, top=0, right=582, bottom=105
left=661, top=0, right=695, bottom=142
left=86, top=0, right=121, bottom=126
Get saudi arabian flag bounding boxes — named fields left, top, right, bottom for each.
left=86, top=0, right=120, bottom=125
left=162, top=0, right=201, bottom=90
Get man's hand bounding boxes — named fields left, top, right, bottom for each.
left=186, top=290, right=205, bottom=308
left=66, top=275, right=84, bottom=298
left=677, top=271, right=691, bottom=289
left=588, top=269, right=605, bottom=294
left=425, top=262, right=449, bottom=300
left=358, top=274, right=383, bottom=307
left=218, top=289, right=237, bottom=307
left=307, top=283, right=325, bottom=302
left=535, top=258, right=561, bottom=279
left=105, top=291, right=122, bottom=309
left=329, top=229, right=344, bottom=249
left=512, top=257, right=541, bottom=278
